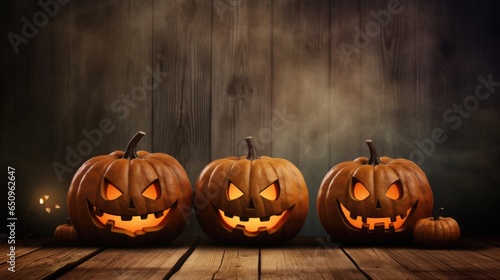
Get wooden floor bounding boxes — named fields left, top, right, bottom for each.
left=1, top=236, right=499, bottom=279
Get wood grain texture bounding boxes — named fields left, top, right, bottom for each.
left=384, top=241, right=500, bottom=279
left=271, top=0, right=331, bottom=236
left=260, top=238, right=366, bottom=279
left=3, top=0, right=500, bottom=238
left=329, top=0, right=362, bottom=163
left=341, top=245, right=419, bottom=279
left=4, top=237, right=500, bottom=278
left=170, top=238, right=259, bottom=279
left=59, top=238, right=197, bottom=279
left=53, top=0, right=154, bottom=156
left=152, top=0, right=212, bottom=182
left=211, top=0, right=272, bottom=159
left=0, top=238, right=53, bottom=263
left=0, top=246, right=102, bottom=279
left=151, top=0, right=212, bottom=236
left=358, top=0, right=418, bottom=157
left=415, top=0, right=497, bottom=237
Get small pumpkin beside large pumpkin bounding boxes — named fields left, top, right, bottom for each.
left=413, top=208, right=461, bottom=248
left=54, top=218, right=81, bottom=246
left=317, top=140, right=434, bottom=243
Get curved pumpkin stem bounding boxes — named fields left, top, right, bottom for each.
left=366, top=140, right=382, bottom=166
left=245, top=136, right=258, bottom=160
left=433, top=208, right=445, bottom=221
left=123, top=131, right=146, bottom=159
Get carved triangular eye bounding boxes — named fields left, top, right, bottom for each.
left=228, top=182, right=244, bottom=200
left=386, top=181, right=403, bottom=200
left=353, top=180, right=369, bottom=200
left=260, top=181, right=280, bottom=201
left=104, top=181, right=122, bottom=200
left=142, top=180, right=161, bottom=200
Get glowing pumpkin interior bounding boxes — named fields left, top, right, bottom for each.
left=216, top=181, right=291, bottom=237
left=90, top=180, right=173, bottom=237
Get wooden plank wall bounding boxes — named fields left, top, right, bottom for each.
left=2, top=0, right=500, bottom=237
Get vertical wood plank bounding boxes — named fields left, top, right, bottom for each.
left=151, top=0, right=212, bottom=235
left=358, top=0, right=417, bottom=157
left=49, top=0, right=154, bottom=236
left=9, top=0, right=62, bottom=236
left=51, top=0, right=153, bottom=182
left=152, top=0, right=212, bottom=181
left=211, top=0, right=272, bottom=159
left=271, top=0, right=330, bottom=236
left=415, top=0, right=495, bottom=236
left=329, top=0, right=362, bottom=163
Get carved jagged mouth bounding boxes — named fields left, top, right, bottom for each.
left=87, top=199, right=175, bottom=237
left=338, top=200, right=417, bottom=232
left=215, top=205, right=294, bottom=237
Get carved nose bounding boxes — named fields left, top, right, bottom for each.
left=248, top=198, right=255, bottom=210
left=376, top=199, right=382, bottom=209
left=129, top=199, right=135, bottom=209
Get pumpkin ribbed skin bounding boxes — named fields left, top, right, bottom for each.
left=413, top=208, right=461, bottom=248
left=317, top=140, right=433, bottom=244
left=194, top=137, right=309, bottom=245
left=54, top=219, right=81, bottom=246
left=67, top=132, right=192, bottom=246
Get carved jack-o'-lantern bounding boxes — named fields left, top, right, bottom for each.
left=67, top=131, right=192, bottom=246
left=194, top=137, right=309, bottom=245
left=317, top=140, right=433, bottom=243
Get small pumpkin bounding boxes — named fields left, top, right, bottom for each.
left=413, top=208, right=461, bottom=248
left=54, top=218, right=81, bottom=245
left=67, top=131, right=192, bottom=246
left=194, top=137, right=309, bottom=245
left=317, top=140, right=434, bottom=243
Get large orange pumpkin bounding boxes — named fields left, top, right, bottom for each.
left=317, top=140, right=433, bottom=243
left=194, top=137, right=309, bottom=245
left=67, top=131, right=192, bottom=246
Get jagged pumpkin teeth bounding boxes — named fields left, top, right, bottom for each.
left=317, top=140, right=434, bottom=244
left=194, top=136, right=309, bottom=245
left=121, top=215, right=132, bottom=221
left=66, top=131, right=192, bottom=245
left=154, top=211, right=164, bottom=218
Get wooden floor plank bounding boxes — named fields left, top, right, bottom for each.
left=475, top=236, right=500, bottom=247
left=460, top=237, right=500, bottom=262
left=170, top=238, right=259, bottom=280
left=341, top=245, right=419, bottom=280
left=383, top=240, right=500, bottom=279
left=57, top=237, right=197, bottom=280
left=0, top=238, right=54, bottom=263
left=260, top=237, right=366, bottom=280
left=0, top=245, right=102, bottom=279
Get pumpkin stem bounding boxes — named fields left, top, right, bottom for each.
left=245, top=136, right=258, bottom=160
left=433, top=208, right=445, bottom=221
left=366, top=140, right=382, bottom=166
left=66, top=218, right=71, bottom=226
left=123, top=131, right=146, bottom=159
